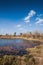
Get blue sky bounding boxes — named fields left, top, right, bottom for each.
left=0, top=0, right=43, bottom=35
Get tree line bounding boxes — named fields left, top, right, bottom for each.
left=0, top=31, right=43, bottom=39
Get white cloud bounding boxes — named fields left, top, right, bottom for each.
left=28, top=10, right=36, bottom=16
left=36, top=18, right=43, bottom=24
left=19, top=28, right=23, bottom=30
left=24, top=10, right=36, bottom=23
left=17, top=24, right=21, bottom=28
left=24, top=16, right=30, bottom=21
left=24, top=20, right=30, bottom=23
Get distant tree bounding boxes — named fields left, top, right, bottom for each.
left=29, top=32, right=32, bottom=38
left=14, top=32, right=16, bottom=36
left=0, top=34, right=2, bottom=37
left=29, top=32, right=32, bottom=35
left=20, top=33, right=22, bottom=36
left=5, top=34, right=9, bottom=36
left=30, top=32, right=32, bottom=35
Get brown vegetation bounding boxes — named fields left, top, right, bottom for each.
left=0, top=44, right=43, bottom=65
left=0, top=31, right=43, bottom=40
left=0, top=31, right=43, bottom=65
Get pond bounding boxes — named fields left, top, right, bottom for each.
left=0, top=38, right=42, bottom=49
left=0, top=38, right=43, bottom=55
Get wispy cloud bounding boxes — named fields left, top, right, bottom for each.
left=29, top=24, right=32, bottom=26
left=36, top=18, right=43, bottom=24
left=19, top=28, right=23, bottom=30
left=17, top=24, right=21, bottom=28
left=17, top=24, right=23, bottom=30
left=24, top=10, right=36, bottom=23
left=37, top=14, right=43, bottom=17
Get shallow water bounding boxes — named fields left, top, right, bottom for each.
left=0, top=38, right=42, bottom=49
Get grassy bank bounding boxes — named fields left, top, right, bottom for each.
left=0, top=44, right=43, bottom=65
left=0, top=36, right=43, bottom=42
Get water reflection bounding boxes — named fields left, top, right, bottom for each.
left=0, top=39, right=43, bottom=55
left=0, top=39, right=43, bottom=49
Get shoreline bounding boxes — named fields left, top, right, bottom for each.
left=0, top=37, right=43, bottom=42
